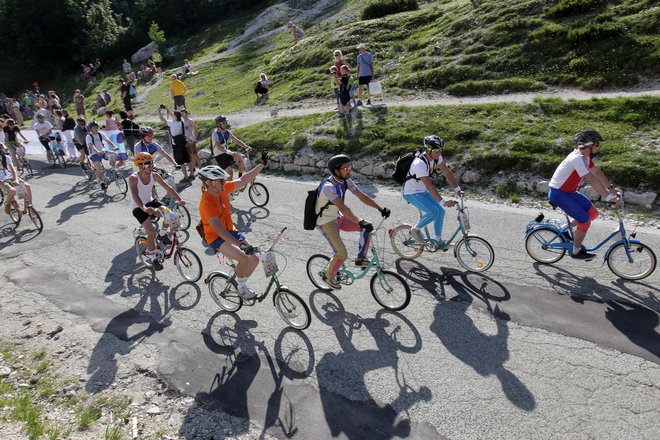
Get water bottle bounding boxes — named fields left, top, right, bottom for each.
left=458, top=210, right=470, bottom=231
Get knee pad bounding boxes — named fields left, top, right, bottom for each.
left=576, top=220, right=591, bottom=232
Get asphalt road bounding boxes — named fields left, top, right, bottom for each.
left=1, top=156, right=659, bottom=439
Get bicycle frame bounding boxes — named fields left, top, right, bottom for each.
left=413, top=197, right=470, bottom=248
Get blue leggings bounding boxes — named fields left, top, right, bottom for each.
left=403, top=191, right=445, bottom=238
left=548, top=188, right=592, bottom=224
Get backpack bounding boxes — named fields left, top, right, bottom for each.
left=392, top=150, right=426, bottom=185
left=128, top=83, right=136, bottom=99
left=303, top=178, right=345, bottom=230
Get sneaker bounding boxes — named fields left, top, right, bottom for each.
left=571, top=250, right=596, bottom=260
left=152, top=259, right=164, bottom=271
left=410, top=227, right=425, bottom=244
left=355, top=258, right=370, bottom=267
left=100, top=182, right=107, bottom=191
left=4, top=203, right=11, bottom=214
left=322, top=275, right=342, bottom=290
left=366, top=99, right=371, bottom=105
left=356, top=100, right=363, bottom=106
left=238, top=284, right=257, bottom=300
left=158, top=233, right=173, bottom=246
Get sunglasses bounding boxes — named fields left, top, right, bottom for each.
left=142, top=162, right=154, bottom=168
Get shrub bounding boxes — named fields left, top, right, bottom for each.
left=361, top=0, right=419, bottom=20
left=545, top=0, right=608, bottom=18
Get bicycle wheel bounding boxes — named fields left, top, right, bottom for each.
left=27, top=206, right=43, bottom=232
left=306, top=254, right=332, bottom=291
left=0, top=187, right=4, bottom=204
left=389, top=224, right=424, bottom=260
left=114, top=172, right=128, bottom=195
left=248, top=182, right=269, bottom=207
left=208, top=272, right=243, bottom=312
left=455, top=235, right=495, bottom=272
left=134, top=236, right=154, bottom=268
left=177, top=204, right=191, bottom=231
left=57, top=154, right=66, bottom=169
left=81, top=164, right=92, bottom=180
left=370, top=270, right=411, bottom=311
left=174, top=247, right=203, bottom=282
left=274, top=288, right=311, bottom=330
left=607, top=242, right=657, bottom=280
left=9, top=204, right=21, bottom=225
left=24, top=160, right=34, bottom=178
left=525, top=227, right=566, bottom=264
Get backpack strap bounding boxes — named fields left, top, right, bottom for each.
left=405, top=151, right=428, bottom=183
left=317, top=178, right=347, bottom=216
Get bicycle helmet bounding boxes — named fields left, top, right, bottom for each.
left=423, top=135, right=444, bottom=150
left=198, top=165, right=230, bottom=182
left=327, top=154, right=351, bottom=174
left=575, top=130, right=604, bottom=147
left=215, top=115, right=227, bottom=124
left=134, top=152, right=154, bottom=166
left=5, top=118, right=14, bottom=124
left=139, top=126, right=154, bottom=137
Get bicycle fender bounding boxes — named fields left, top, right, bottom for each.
left=204, top=270, right=230, bottom=284
left=525, top=223, right=561, bottom=237
left=603, top=238, right=643, bottom=261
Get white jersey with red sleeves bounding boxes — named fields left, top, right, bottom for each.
left=549, top=149, right=594, bottom=193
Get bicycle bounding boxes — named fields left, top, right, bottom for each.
left=205, top=227, right=312, bottom=330
left=134, top=207, right=203, bottom=282
left=90, top=151, right=128, bottom=195
left=14, top=144, right=34, bottom=178
left=232, top=148, right=270, bottom=207
left=306, top=218, right=412, bottom=311
left=524, top=197, right=657, bottom=280
left=45, top=135, right=67, bottom=169
left=152, top=166, right=191, bottom=231
left=5, top=182, right=42, bottom=231
left=389, top=196, right=495, bottom=272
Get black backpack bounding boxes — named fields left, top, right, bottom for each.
left=392, top=149, right=427, bottom=185
left=303, top=178, right=345, bottom=230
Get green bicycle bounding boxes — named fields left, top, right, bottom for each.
left=306, top=218, right=412, bottom=311
left=389, top=196, right=495, bottom=272
left=205, top=228, right=311, bottom=330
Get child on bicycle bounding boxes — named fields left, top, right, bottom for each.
left=198, top=161, right=266, bottom=300
left=86, top=121, right=120, bottom=190
left=1, top=142, right=33, bottom=214
left=402, top=135, right=463, bottom=247
left=316, top=154, right=390, bottom=289
left=2, top=118, right=29, bottom=166
left=129, top=152, right=186, bottom=271
left=548, top=130, right=621, bottom=260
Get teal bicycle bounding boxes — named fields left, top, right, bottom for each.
left=306, top=218, right=412, bottom=311
left=389, top=196, right=495, bottom=272
left=525, top=197, right=656, bottom=280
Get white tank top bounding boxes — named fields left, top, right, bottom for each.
left=131, top=172, right=155, bottom=208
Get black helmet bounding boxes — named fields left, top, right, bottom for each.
left=328, top=154, right=351, bottom=174
left=423, top=135, right=444, bottom=150
left=215, top=115, right=227, bottom=124
left=575, top=130, right=603, bottom=147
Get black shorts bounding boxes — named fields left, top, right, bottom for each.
left=132, top=200, right=163, bottom=224
left=123, top=100, right=132, bottom=111
left=215, top=153, right=235, bottom=169
left=173, top=143, right=191, bottom=165
left=358, top=76, right=371, bottom=85
left=75, top=142, right=89, bottom=155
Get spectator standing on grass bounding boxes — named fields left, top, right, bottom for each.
left=61, top=109, right=76, bottom=155
left=152, top=50, right=162, bottom=76
left=73, top=89, right=86, bottom=117
left=181, top=109, right=201, bottom=171
left=169, top=74, right=186, bottom=110
left=9, top=99, right=23, bottom=125
left=329, top=66, right=341, bottom=116
left=119, top=111, right=139, bottom=156
left=337, top=65, right=352, bottom=118
left=158, top=105, right=192, bottom=181
left=122, top=59, right=132, bottom=74
left=93, top=91, right=106, bottom=116
left=127, top=70, right=136, bottom=83
left=333, top=49, right=350, bottom=72
left=254, top=73, right=270, bottom=99
left=356, top=43, right=374, bottom=106
left=119, top=79, right=133, bottom=118
left=48, top=91, right=61, bottom=111
left=104, top=110, right=119, bottom=131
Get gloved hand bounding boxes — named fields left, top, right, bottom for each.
left=239, top=243, right=256, bottom=255
left=358, top=220, right=374, bottom=233
left=380, top=207, right=391, bottom=218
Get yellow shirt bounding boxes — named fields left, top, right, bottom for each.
left=152, top=52, right=162, bottom=62
left=170, top=79, right=186, bottom=96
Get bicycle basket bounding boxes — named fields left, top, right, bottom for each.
left=261, top=251, right=279, bottom=277
left=108, top=152, right=117, bottom=167
left=16, top=146, right=25, bottom=155
left=165, top=211, right=182, bottom=231
left=16, top=183, right=27, bottom=199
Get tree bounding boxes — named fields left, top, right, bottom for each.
left=148, top=21, right=166, bottom=47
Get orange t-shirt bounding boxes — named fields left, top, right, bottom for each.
left=199, top=181, right=236, bottom=244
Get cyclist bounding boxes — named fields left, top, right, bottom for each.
left=316, top=154, right=390, bottom=289
left=1, top=142, right=33, bottom=214
left=32, top=113, right=54, bottom=161
left=198, top=161, right=266, bottom=300
left=86, top=121, right=120, bottom=190
left=129, top=152, right=186, bottom=271
left=2, top=118, right=29, bottom=166
left=548, top=130, right=621, bottom=260
left=211, top=115, right=248, bottom=181
left=134, top=126, right=179, bottom=169
left=403, top=135, right=462, bottom=246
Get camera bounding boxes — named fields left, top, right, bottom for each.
left=159, top=104, right=166, bottom=109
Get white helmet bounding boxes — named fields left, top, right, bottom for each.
left=198, top=165, right=229, bottom=182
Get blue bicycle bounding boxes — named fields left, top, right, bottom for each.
left=524, top=198, right=656, bottom=280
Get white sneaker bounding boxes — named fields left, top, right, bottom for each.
left=410, top=227, right=425, bottom=244
left=238, top=284, right=257, bottom=300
